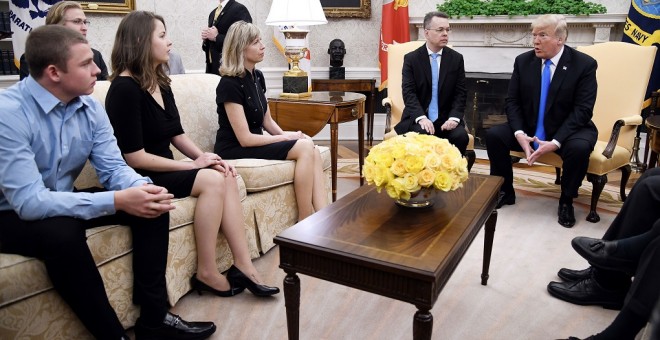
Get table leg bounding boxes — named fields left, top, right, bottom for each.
left=412, top=308, right=433, bottom=340
left=368, top=87, right=376, bottom=146
left=283, top=271, right=301, bottom=340
left=481, top=209, right=498, bottom=285
left=358, top=114, right=365, bottom=186
left=365, top=102, right=372, bottom=146
left=331, top=122, right=338, bottom=201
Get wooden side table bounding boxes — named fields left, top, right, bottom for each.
left=646, top=115, right=660, bottom=169
left=268, top=91, right=365, bottom=201
left=311, top=79, right=376, bottom=145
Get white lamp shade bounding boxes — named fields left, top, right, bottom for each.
left=265, top=0, right=328, bottom=26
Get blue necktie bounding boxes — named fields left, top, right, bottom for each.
left=428, top=53, right=440, bottom=122
left=534, top=59, right=552, bottom=150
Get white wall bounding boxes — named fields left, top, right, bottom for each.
left=78, top=0, right=628, bottom=141
left=85, top=0, right=627, bottom=76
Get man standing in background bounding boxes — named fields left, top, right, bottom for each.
left=202, top=0, right=252, bottom=75
left=19, top=1, right=109, bottom=81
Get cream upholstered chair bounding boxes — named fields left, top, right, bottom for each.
left=511, top=41, right=657, bottom=223
left=382, top=40, right=476, bottom=171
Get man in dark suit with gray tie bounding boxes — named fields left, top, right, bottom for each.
left=486, top=14, right=598, bottom=228
left=394, top=11, right=469, bottom=155
left=202, top=0, right=252, bottom=75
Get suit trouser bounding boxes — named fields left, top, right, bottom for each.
left=486, top=123, right=593, bottom=198
left=592, top=167, right=660, bottom=289
left=618, top=219, right=660, bottom=319
left=0, top=210, right=169, bottom=339
left=410, top=121, right=469, bottom=155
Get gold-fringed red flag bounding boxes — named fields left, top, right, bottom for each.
left=378, top=0, right=410, bottom=91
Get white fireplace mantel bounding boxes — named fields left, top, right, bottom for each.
left=410, top=14, right=627, bottom=73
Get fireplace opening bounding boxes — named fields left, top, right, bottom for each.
left=464, top=73, right=511, bottom=149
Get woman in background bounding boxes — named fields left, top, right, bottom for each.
left=214, top=21, right=328, bottom=221
left=105, top=11, right=278, bottom=297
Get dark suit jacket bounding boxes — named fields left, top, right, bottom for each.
left=394, top=44, right=466, bottom=134
left=202, top=0, right=252, bottom=75
left=19, top=48, right=108, bottom=81
left=505, top=45, right=598, bottom=144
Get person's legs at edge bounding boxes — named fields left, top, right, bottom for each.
left=0, top=211, right=126, bottom=339
left=581, top=234, right=660, bottom=340
left=603, top=167, right=660, bottom=240
left=558, top=168, right=660, bottom=286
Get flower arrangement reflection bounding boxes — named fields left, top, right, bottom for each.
left=363, top=132, right=469, bottom=200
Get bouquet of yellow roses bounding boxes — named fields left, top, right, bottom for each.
left=363, top=132, right=469, bottom=200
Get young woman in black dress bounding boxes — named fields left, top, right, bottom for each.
left=105, top=11, right=278, bottom=297
left=214, top=21, right=328, bottom=221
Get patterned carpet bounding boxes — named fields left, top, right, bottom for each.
left=337, top=159, right=626, bottom=214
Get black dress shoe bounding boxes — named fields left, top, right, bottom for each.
left=134, top=312, right=216, bottom=340
left=571, top=237, right=636, bottom=275
left=547, top=277, right=625, bottom=310
left=226, top=265, right=280, bottom=297
left=558, top=203, right=576, bottom=227
left=495, top=191, right=516, bottom=209
left=190, top=273, right=244, bottom=297
left=557, top=267, right=593, bottom=282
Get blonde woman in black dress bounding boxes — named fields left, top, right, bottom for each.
left=214, top=21, right=328, bottom=221
left=106, top=11, right=278, bottom=298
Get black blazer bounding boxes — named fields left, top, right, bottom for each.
left=202, top=0, right=252, bottom=75
left=395, top=44, right=466, bottom=134
left=505, top=45, right=598, bottom=144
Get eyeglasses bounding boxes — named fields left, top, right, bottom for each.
left=425, top=27, right=452, bottom=34
left=64, top=19, right=91, bottom=26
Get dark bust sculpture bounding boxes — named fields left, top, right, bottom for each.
left=328, top=39, right=346, bottom=79
left=328, top=39, right=346, bottom=67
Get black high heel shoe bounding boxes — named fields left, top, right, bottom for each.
left=226, top=265, right=280, bottom=297
left=190, top=273, right=244, bottom=297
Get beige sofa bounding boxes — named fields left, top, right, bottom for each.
left=0, top=73, right=331, bottom=339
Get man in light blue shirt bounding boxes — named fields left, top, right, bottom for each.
left=0, top=25, right=216, bottom=339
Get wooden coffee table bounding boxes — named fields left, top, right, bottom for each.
left=274, top=174, right=503, bottom=340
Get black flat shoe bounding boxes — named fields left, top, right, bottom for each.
left=190, top=273, right=244, bottom=297
left=495, top=191, right=516, bottom=209
left=547, top=277, right=626, bottom=310
left=557, top=267, right=593, bottom=282
left=226, top=265, right=280, bottom=297
left=558, top=203, right=576, bottom=228
left=571, top=237, right=637, bottom=275
left=134, top=312, right=216, bottom=340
